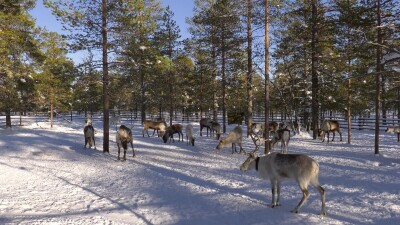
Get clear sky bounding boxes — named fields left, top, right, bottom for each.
left=30, top=0, right=195, bottom=63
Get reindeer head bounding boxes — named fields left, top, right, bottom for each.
left=216, top=139, right=227, bottom=150
left=240, top=152, right=258, bottom=171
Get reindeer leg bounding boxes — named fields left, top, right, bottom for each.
left=123, top=149, right=127, bottom=161
left=84, top=137, right=88, bottom=148
left=291, top=187, right=310, bottom=213
left=332, top=131, right=335, bottom=142
left=117, top=143, right=121, bottom=161
left=131, top=142, right=135, bottom=157
left=276, top=180, right=282, bottom=206
left=316, top=185, right=326, bottom=216
left=270, top=179, right=278, bottom=207
left=93, top=136, right=96, bottom=150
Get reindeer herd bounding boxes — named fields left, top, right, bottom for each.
left=81, top=116, right=398, bottom=216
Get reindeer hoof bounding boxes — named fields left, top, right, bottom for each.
left=291, top=209, right=299, bottom=213
left=320, top=211, right=327, bottom=216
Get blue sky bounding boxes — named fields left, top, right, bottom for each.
left=30, top=0, right=195, bottom=63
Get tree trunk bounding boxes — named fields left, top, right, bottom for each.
left=222, top=31, right=226, bottom=133
left=264, top=0, right=270, bottom=154
left=311, top=0, right=319, bottom=139
left=246, top=0, right=253, bottom=137
left=102, top=0, right=110, bottom=153
left=347, top=76, right=352, bottom=144
left=374, top=0, right=382, bottom=155
left=5, top=109, right=11, bottom=128
left=50, top=94, right=53, bottom=128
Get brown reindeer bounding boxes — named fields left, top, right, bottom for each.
left=163, top=124, right=184, bottom=143
left=318, top=120, right=342, bottom=143
left=200, top=118, right=213, bottom=137
left=116, top=125, right=135, bottom=161
left=143, top=120, right=167, bottom=137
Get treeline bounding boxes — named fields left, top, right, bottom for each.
left=1, top=0, right=399, bottom=152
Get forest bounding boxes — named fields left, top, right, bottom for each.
left=1, top=0, right=399, bottom=153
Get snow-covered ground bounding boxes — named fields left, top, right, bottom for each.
left=0, top=116, right=399, bottom=225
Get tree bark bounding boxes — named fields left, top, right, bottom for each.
left=246, top=0, right=253, bottom=137
left=311, top=0, right=319, bottom=139
left=102, top=0, right=110, bottom=153
left=374, top=0, right=382, bottom=155
left=5, top=109, right=11, bottom=128
left=264, top=0, right=270, bottom=154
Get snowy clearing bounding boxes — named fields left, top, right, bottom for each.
left=0, top=116, right=399, bottom=225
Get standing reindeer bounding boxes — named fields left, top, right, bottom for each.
left=200, top=118, right=213, bottom=137
left=270, top=128, right=290, bottom=154
left=319, top=120, right=342, bottom=143
left=116, top=125, right=135, bottom=161
left=240, top=152, right=327, bottom=216
left=84, top=124, right=96, bottom=149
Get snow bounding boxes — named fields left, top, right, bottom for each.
left=1, top=116, right=399, bottom=225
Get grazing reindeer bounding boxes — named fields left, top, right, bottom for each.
left=185, top=124, right=195, bottom=146
left=319, top=120, right=342, bottom=143
left=270, top=128, right=290, bottom=154
left=211, top=121, right=222, bottom=140
left=116, top=125, right=135, bottom=161
left=216, top=126, right=244, bottom=154
left=143, top=120, right=167, bottom=137
left=385, top=126, right=400, bottom=142
left=200, top=118, right=213, bottom=137
left=84, top=124, right=96, bottom=149
left=240, top=152, right=327, bottom=216
left=163, top=124, right=184, bottom=143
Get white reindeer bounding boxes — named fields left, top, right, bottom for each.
left=270, top=128, right=290, bottom=154
left=116, top=125, right=135, bottom=161
left=216, top=126, right=244, bottom=154
left=83, top=124, right=96, bottom=149
left=185, top=124, right=195, bottom=146
left=240, top=152, right=327, bottom=216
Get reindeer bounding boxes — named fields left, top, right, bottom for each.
left=83, top=124, right=96, bottom=149
left=185, top=124, right=195, bottom=146
left=385, top=126, right=400, bottom=142
left=200, top=118, right=213, bottom=137
left=116, top=125, right=135, bottom=161
left=163, top=124, right=184, bottom=143
left=216, top=126, right=244, bottom=154
left=240, top=152, right=326, bottom=216
left=270, top=128, right=290, bottom=154
left=318, top=120, right=342, bottom=143
left=211, top=121, right=222, bottom=140
left=250, top=122, right=279, bottom=137
left=143, top=120, right=167, bottom=137
left=85, top=117, right=93, bottom=126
